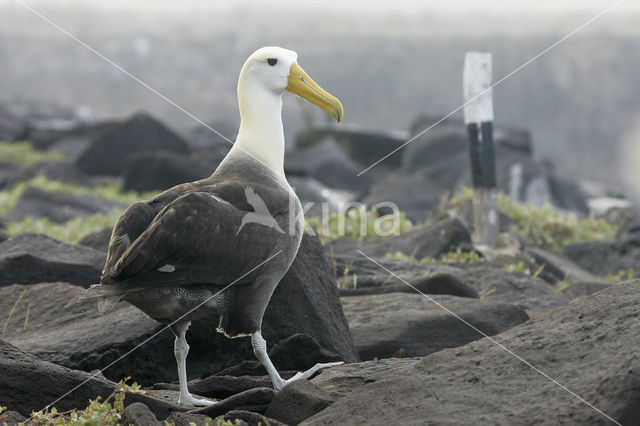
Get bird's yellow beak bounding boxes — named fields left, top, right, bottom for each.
left=286, top=63, right=343, bottom=122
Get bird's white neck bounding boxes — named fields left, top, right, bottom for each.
left=233, top=77, right=286, bottom=177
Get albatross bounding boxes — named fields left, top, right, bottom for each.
left=73, top=46, right=344, bottom=406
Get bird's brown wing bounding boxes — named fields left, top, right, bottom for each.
left=101, top=183, right=292, bottom=294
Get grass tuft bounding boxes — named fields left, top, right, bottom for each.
left=0, top=141, right=66, bottom=166
left=450, top=187, right=617, bottom=252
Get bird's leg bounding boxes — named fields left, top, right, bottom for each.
left=251, top=331, right=344, bottom=391
left=171, top=322, right=214, bottom=406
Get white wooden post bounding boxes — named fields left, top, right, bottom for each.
left=463, top=52, right=499, bottom=246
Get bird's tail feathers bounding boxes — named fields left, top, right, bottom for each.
left=65, top=284, right=125, bottom=312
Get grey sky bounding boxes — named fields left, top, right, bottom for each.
left=1, top=0, right=638, bottom=16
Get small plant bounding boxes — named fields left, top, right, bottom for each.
left=27, top=378, right=144, bottom=425
left=503, top=261, right=531, bottom=275
left=603, top=268, right=636, bottom=284
left=0, top=175, right=157, bottom=218
left=307, top=206, right=414, bottom=243
left=450, top=187, right=617, bottom=252
left=0, top=141, right=66, bottom=166
left=4, top=209, right=123, bottom=244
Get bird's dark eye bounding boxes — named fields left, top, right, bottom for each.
left=267, top=58, right=277, bottom=66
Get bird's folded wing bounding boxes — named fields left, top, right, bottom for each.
left=102, top=191, right=290, bottom=290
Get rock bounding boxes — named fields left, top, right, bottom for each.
left=285, top=137, right=372, bottom=191
left=0, top=105, right=28, bottom=141
left=562, top=281, right=612, bottom=299
left=0, top=338, right=185, bottom=419
left=548, top=174, right=589, bottom=215
left=122, top=150, right=211, bottom=192
left=75, top=112, right=188, bottom=176
left=526, top=247, right=610, bottom=285
left=3, top=186, right=126, bottom=224
left=0, top=162, right=33, bottom=190
left=214, top=334, right=343, bottom=377
left=337, top=272, right=479, bottom=298
left=265, top=381, right=334, bottom=425
left=335, top=218, right=471, bottom=259
left=78, top=227, right=113, bottom=252
left=0, top=282, right=167, bottom=385
left=328, top=253, right=567, bottom=310
left=401, top=127, right=467, bottom=174
left=187, top=120, right=237, bottom=151
left=288, top=176, right=356, bottom=216
left=306, top=280, right=640, bottom=425
left=120, top=402, right=161, bottom=426
left=0, top=234, right=106, bottom=287
left=221, top=410, right=287, bottom=426
left=563, top=238, right=640, bottom=277
left=154, top=375, right=272, bottom=400
left=331, top=125, right=408, bottom=170
left=44, top=121, right=118, bottom=161
left=362, top=173, right=444, bottom=222
left=164, top=412, right=216, bottom=426
left=193, top=388, right=276, bottom=418
left=341, top=293, right=529, bottom=360
left=0, top=410, right=27, bottom=425
left=463, top=264, right=570, bottom=310
left=34, top=162, right=118, bottom=187
left=1, top=232, right=357, bottom=385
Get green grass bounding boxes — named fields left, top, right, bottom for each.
left=0, top=176, right=158, bottom=244
left=0, top=141, right=66, bottom=166
left=450, top=187, right=617, bottom=252
left=307, top=206, right=414, bottom=243
left=4, top=210, right=123, bottom=244
left=385, top=247, right=485, bottom=265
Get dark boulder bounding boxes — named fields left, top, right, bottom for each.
left=341, top=293, right=529, bottom=360
left=362, top=172, right=444, bottom=222
left=265, top=380, right=334, bottom=425
left=337, top=272, right=479, bottom=298
left=526, top=247, right=609, bottom=285
left=0, top=234, right=105, bottom=287
left=221, top=410, right=288, bottom=426
left=122, top=150, right=211, bottom=192
left=164, top=412, right=217, bottom=426
left=563, top=238, right=640, bottom=277
left=120, top=402, right=161, bottom=426
left=401, top=127, right=467, bottom=174
left=193, top=388, right=276, bottom=418
left=306, top=280, right=640, bottom=425
left=3, top=186, right=126, bottom=224
left=328, top=254, right=569, bottom=310
left=288, top=176, right=356, bottom=216
left=285, top=137, right=372, bottom=191
left=335, top=218, right=471, bottom=259
left=78, top=227, right=113, bottom=252
left=330, top=125, right=408, bottom=170
left=0, top=338, right=185, bottom=419
left=153, top=375, right=272, bottom=400
left=462, top=263, right=570, bottom=310
left=75, top=112, right=188, bottom=176
left=0, top=105, right=28, bottom=141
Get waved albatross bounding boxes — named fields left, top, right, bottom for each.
left=72, top=46, right=344, bottom=406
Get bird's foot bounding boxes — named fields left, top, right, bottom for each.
left=178, top=393, right=215, bottom=407
left=275, top=361, right=344, bottom=391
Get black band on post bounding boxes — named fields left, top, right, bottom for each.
left=466, top=121, right=496, bottom=189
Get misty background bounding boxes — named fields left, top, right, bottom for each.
left=1, top=0, right=639, bottom=191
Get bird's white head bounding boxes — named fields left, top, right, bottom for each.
left=238, top=46, right=343, bottom=122
left=234, top=46, right=343, bottom=176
